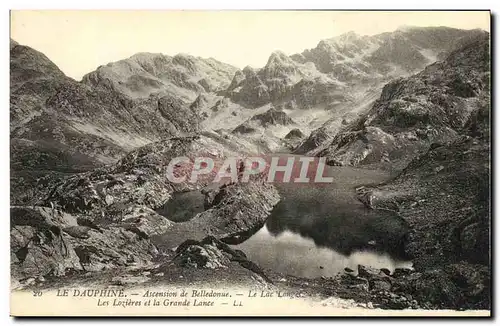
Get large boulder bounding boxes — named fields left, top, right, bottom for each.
left=153, top=181, right=280, bottom=250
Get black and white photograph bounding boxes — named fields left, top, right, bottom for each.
left=8, top=10, right=491, bottom=316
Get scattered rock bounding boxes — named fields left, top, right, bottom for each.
left=284, top=128, right=305, bottom=140
left=172, top=236, right=273, bottom=283
left=380, top=268, right=391, bottom=276
left=63, top=226, right=92, bottom=239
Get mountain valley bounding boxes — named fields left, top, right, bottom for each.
left=10, top=26, right=491, bottom=311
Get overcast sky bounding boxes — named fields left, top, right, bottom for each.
left=10, top=10, right=490, bottom=80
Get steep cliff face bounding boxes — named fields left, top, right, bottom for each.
left=310, top=32, right=489, bottom=171
left=371, top=90, right=490, bottom=260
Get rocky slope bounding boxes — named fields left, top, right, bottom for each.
left=342, top=35, right=491, bottom=309
left=278, top=29, right=489, bottom=310
left=11, top=46, right=202, bottom=167
left=307, top=31, right=489, bottom=172
left=10, top=40, right=210, bottom=205
left=229, top=106, right=298, bottom=151
left=11, top=134, right=280, bottom=282
left=354, top=114, right=490, bottom=309
left=293, top=28, right=488, bottom=155
left=224, top=51, right=349, bottom=109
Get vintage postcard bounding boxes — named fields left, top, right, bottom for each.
left=9, top=10, right=491, bottom=317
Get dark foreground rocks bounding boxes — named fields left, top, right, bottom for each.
left=10, top=136, right=280, bottom=284
left=11, top=179, right=279, bottom=281
left=340, top=264, right=489, bottom=310
left=274, top=263, right=489, bottom=310
left=14, top=235, right=277, bottom=291
left=351, top=120, right=490, bottom=309
left=11, top=206, right=160, bottom=279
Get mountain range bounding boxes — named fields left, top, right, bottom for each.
left=10, top=26, right=487, bottom=174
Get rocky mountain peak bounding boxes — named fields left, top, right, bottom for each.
left=242, top=65, right=258, bottom=76
left=227, top=69, right=246, bottom=91
left=129, top=52, right=172, bottom=73
left=329, top=31, right=361, bottom=45
left=172, top=53, right=198, bottom=72
left=266, top=50, right=292, bottom=65
left=129, top=52, right=168, bottom=60
left=262, top=51, right=300, bottom=80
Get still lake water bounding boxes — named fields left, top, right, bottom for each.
left=234, top=224, right=412, bottom=279
left=156, top=159, right=413, bottom=279
left=233, top=164, right=413, bottom=278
